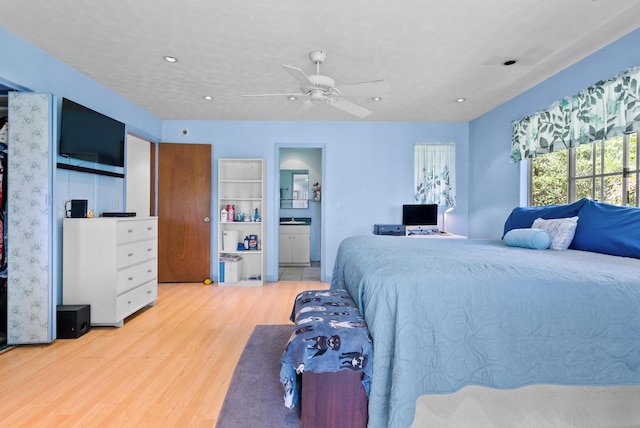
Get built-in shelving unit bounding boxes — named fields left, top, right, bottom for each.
left=218, top=158, right=265, bottom=286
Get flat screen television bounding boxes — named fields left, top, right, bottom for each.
left=402, top=204, right=438, bottom=226
left=59, top=98, right=125, bottom=167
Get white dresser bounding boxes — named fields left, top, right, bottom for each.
left=62, top=217, right=158, bottom=327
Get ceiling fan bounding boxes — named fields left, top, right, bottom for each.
left=242, top=51, right=390, bottom=118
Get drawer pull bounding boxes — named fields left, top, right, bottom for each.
left=147, top=290, right=152, bottom=294
left=147, top=269, right=152, bottom=273
left=128, top=276, right=134, bottom=281
left=147, top=227, right=152, bottom=231
left=128, top=229, right=134, bottom=233
left=128, top=253, right=134, bottom=257
left=147, top=248, right=152, bottom=252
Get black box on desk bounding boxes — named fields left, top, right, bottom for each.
left=57, top=304, right=91, bottom=339
left=373, top=224, right=406, bottom=236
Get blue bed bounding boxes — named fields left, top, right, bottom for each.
left=331, top=235, right=640, bottom=428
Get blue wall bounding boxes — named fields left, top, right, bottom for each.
left=469, top=28, right=640, bottom=238
left=162, top=120, right=469, bottom=280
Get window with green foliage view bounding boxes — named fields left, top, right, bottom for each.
left=530, top=133, right=638, bottom=207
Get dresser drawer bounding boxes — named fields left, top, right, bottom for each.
left=117, top=259, right=157, bottom=294
left=116, top=219, right=157, bottom=243
left=117, top=240, right=158, bottom=269
left=116, top=281, right=157, bottom=322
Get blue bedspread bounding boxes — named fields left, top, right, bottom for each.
left=331, top=235, right=640, bottom=428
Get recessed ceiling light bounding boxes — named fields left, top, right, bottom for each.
left=164, top=56, right=178, bottom=63
left=456, top=98, right=466, bottom=103
left=203, top=95, right=213, bottom=101
left=372, top=97, right=382, bottom=102
left=287, top=96, right=297, bottom=101
left=503, top=59, right=517, bottom=66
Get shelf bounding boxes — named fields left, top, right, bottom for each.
left=220, top=279, right=263, bottom=287
left=220, top=221, right=262, bottom=225
left=218, top=158, right=265, bottom=286
left=220, top=197, right=262, bottom=201
left=220, top=179, right=263, bottom=183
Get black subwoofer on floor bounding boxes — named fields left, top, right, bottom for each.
left=57, top=304, right=91, bottom=339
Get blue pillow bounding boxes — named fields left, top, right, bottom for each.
left=504, top=228, right=551, bottom=250
left=503, top=198, right=587, bottom=237
left=570, top=199, right=640, bottom=258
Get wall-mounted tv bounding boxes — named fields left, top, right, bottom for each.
left=59, top=98, right=125, bottom=167
left=402, top=204, right=438, bottom=226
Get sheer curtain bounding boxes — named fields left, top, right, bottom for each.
left=414, top=143, right=456, bottom=206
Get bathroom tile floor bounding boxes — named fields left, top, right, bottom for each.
left=278, top=261, right=321, bottom=281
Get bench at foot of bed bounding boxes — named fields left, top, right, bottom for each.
left=280, top=289, right=373, bottom=428
left=302, top=370, right=368, bottom=428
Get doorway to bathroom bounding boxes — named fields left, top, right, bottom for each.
left=278, top=147, right=323, bottom=281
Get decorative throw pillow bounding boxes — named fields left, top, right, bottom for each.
left=570, top=199, right=640, bottom=258
left=504, top=228, right=551, bottom=250
left=531, top=216, right=579, bottom=250
left=502, top=198, right=587, bottom=237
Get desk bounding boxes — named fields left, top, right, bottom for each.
left=407, top=231, right=466, bottom=239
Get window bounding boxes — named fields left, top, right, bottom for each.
left=530, top=133, right=638, bottom=206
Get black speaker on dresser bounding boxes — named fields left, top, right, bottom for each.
left=56, top=304, right=91, bottom=339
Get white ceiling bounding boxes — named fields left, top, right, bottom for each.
left=1, top=0, right=640, bottom=122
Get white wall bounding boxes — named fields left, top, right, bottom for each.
left=125, top=134, right=151, bottom=216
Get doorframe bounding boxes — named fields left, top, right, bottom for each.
left=275, top=143, right=327, bottom=282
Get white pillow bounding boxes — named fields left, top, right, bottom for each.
left=531, top=216, right=579, bottom=250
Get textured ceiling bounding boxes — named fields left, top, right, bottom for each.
left=1, top=1, right=640, bottom=122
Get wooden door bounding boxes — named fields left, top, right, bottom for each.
left=157, top=143, right=211, bottom=282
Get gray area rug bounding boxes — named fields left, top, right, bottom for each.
left=216, top=324, right=300, bottom=428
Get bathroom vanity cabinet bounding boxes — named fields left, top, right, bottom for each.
left=279, top=224, right=311, bottom=266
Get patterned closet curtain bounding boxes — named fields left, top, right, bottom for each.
left=414, top=143, right=456, bottom=206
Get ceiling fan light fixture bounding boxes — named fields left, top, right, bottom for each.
left=164, top=55, right=178, bottom=63
left=203, top=95, right=213, bottom=101
left=244, top=51, right=387, bottom=118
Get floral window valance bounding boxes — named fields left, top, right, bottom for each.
left=511, top=66, right=640, bottom=162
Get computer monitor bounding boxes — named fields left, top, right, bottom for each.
left=402, top=204, right=438, bottom=227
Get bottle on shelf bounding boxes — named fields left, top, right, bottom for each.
left=220, top=206, right=227, bottom=222
left=227, top=204, right=235, bottom=222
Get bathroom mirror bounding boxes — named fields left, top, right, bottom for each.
left=280, top=169, right=309, bottom=209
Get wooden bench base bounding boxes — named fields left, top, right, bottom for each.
left=301, top=370, right=368, bottom=428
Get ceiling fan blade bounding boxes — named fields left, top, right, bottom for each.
left=336, top=79, right=390, bottom=97
left=241, top=93, right=305, bottom=97
left=281, top=64, right=315, bottom=87
left=328, top=97, right=372, bottom=118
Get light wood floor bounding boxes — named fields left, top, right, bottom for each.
left=0, top=280, right=328, bottom=427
